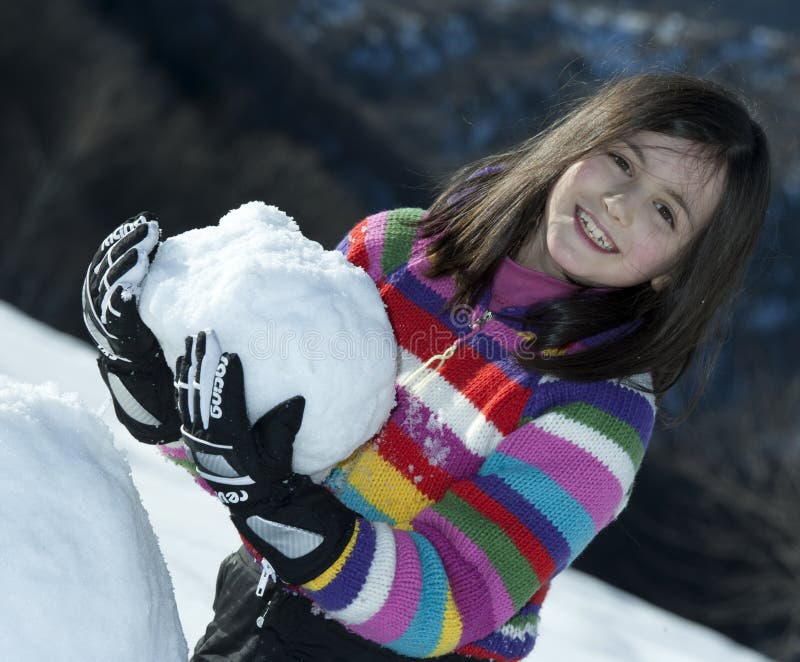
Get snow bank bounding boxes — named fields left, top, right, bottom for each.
left=139, top=202, right=396, bottom=476
left=0, top=375, right=186, bottom=661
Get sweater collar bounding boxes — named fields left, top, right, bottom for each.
left=480, top=257, right=629, bottom=354
left=488, top=256, right=583, bottom=313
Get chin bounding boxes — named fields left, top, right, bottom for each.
left=566, top=272, right=605, bottom=288
left=556, top=259, right=608, bottom=288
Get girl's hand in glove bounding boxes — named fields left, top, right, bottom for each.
left=84, top=213, right=180, bottom=444
left=82, top=212, right=161, bottom=365
left=176, top=329, right=356, bottom=586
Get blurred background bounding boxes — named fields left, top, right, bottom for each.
left=1, top=0, right=798, bottom=659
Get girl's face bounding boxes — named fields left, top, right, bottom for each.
left=516, top=131, right=726, bottom=289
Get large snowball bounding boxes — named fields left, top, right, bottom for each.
left=0, top=376, right=186, bottom=661
left=139, top=202, right=397, bottom=476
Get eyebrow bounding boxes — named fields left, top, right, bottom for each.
left=623, top=140, right=692, bottom=224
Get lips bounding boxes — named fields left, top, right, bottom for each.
left=574, top=205, right=619, bottom=253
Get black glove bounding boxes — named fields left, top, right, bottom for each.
left=82, top=212, right=162, bottom=365
left=176, top=329, right=356, bottom=586
left=83, top=213, right=180, bottom=444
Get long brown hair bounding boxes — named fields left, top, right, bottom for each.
left=417, top=74, right=771, bottom=403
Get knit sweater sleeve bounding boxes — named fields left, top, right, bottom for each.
left=334, top=208, right=425, bottom=285
left=299, top=375, right=657, bottom=658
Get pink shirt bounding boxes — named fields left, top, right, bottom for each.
left=489, top=256, right=583, bottom=311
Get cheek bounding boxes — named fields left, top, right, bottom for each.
left=573, top=158, right=607, bottom=181
left=627, top=228, right=678, bottom=271
left=549, top=161, right=594, bottom=202
left=546, top=173, right=572, bottom=211
left=559, top=161, right=602, bottom=192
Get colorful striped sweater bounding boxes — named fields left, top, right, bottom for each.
left=294, top=208, right=656, bottom=660
left=164, top=207, right=656, bottom=660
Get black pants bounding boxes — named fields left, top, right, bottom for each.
left=192, top=547, right=473, bottom=662
left=192, top=546, right=265, bottom=661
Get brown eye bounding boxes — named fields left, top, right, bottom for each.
left=655, top=202, right=675, bottom=227
left=610, top=153, right=632, bottom=176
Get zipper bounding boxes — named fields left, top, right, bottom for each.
left=399, top=309, right=493, bottom=388
left=256, top=557, right=276, bottom=598
left=472, top=309, right=494, bottom=329
left=255, top=558, right=279, bottom=629
left=256, top=583, right=287, bottom=629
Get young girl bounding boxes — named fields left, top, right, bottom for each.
left=83, top=73, right=770, bottom=661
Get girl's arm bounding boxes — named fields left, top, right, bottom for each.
left=334, top=208, right=423, bottom=287
left=317, top=204, right=655, bottom=652
left=299, top=375, right=655, bottom=657
left=287, top=211, right=655, bottom=656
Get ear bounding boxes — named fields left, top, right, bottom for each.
left=650, top=274, right=671, bottom=291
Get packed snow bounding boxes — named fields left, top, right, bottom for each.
left=0, top=300, right=772, bottom=661
left=0, top=374, right=186, bottom=661
left=138, top=202, right=397, bottom=476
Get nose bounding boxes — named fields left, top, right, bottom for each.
left=603, top=193, right=633, bottom=228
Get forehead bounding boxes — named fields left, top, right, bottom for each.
left=621, top=131, right=726, bottom=228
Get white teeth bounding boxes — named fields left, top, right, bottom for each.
left=577, top=209, right=614, bottom=251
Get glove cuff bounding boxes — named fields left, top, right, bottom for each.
left=232, top=483, right=357, bottom=586
left=99, top=354, right=181, bottom=444
left=101, top=336, right=164, bottom=372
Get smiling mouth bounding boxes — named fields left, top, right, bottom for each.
left=575, top=206, right=618, bottom=253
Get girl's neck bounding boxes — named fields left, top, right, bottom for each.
left=512, top=225, right=565, bottom=281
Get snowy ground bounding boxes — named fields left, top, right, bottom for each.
left=0, top=300, right=773, bottom=661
